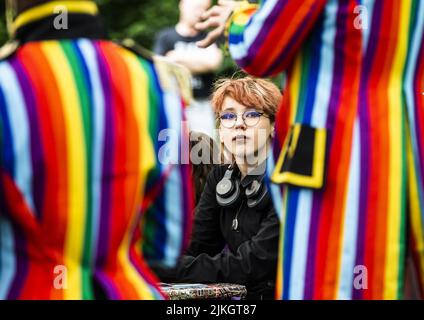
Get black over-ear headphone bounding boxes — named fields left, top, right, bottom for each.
left=215, top=164, right=241, bottom=207
left=245, top=175, right=269, bottom=208
left=216, top=164, right=270, bottom=208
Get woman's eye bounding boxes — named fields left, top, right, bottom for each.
left=245, top=111, right=261, bottom=118
left=221, top=113, right=236, bottom=120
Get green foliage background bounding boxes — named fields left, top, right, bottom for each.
left=0, top=0, right=238, bottom=76
left=0, top=0, right=181, bottom=47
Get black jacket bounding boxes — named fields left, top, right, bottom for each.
left=154, top=164, right=280, bottom=299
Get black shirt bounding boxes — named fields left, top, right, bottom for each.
left=153, top=27, right=215, bottom=99
left=155, top=164, right=280, bottom=299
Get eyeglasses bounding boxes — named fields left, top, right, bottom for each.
left=218, top=109, right=268, bottom=128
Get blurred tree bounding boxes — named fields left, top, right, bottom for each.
left=0, top=0, right=239, bottom=76
left=97, top=0, right=179, bottom=49
left=0, top=0, right=182, bottom=49
left=0, top=4, right=6, bottom=45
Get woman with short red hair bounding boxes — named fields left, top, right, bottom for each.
left=154, top=76, right=282, bottom=300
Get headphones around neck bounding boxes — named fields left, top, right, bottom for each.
left=216, top=164, right=270, bottom=209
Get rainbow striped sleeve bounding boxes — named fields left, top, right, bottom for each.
left=228, top=0, right=327, bottom=77
left=0, top=39, right=193, bottom=299
left=140, top=59, right=194, bottom=268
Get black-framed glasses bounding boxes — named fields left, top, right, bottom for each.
left=218, top=109, right=268, bottom=128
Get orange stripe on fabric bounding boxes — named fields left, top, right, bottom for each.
left=246, top=0, right=326, bottom=76
left=20, top=44, right=70, bottom=299
left=313, top=0, right=362, bottom=300
left=0, top=173, right=44, bottom=298
left=277, top=65, right=296, bottom=147
left=374, top=1, right=400, bottom=299
left=363, top=0, right=400, bottom=299
left=97, top=42, right=139, bottom=299
left=15, top=45, right=67, bottom=299
left=328, top=0, right=363, bottom=299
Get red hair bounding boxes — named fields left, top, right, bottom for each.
left=211, top=76, right=282, bottom=123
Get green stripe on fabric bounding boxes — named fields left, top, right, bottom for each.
left=295, top=50, right=309, bottom=122
left=61, top=40, right=94, bottom=300
left=397, top=101, right=407, bottom=299
left=138, top=58, right=162, bottom=258
left=230, top=23, right=247, bottom=35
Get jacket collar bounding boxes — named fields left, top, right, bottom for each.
left=12, top=1, right=107, bottom=44
left=240, top=159, right=267, bottom=188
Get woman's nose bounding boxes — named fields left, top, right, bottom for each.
left=234, top=115, right=246, bottom=129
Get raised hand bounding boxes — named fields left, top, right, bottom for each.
left=195, top=0, right=238, bottom=48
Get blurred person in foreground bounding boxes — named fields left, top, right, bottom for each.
left=196, top=0, right=424, bottom=299
left=153, top=0, right=223, bottom=137
left=0, top=0, right=194, bottom=299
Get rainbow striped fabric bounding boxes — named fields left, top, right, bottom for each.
left=229, top=0, right=424, bottom=299
left=0, top=2, right=193, bottom=300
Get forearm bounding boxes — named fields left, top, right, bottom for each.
left=177, top=240, right=277, bottom=284
left=177, top=210, right=280, bottom=284
left=178, top=58, right=220, bottom=74
left=169, top=50, right=223, bottom=74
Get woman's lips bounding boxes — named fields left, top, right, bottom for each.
left=233, top=135, right=249, bottom=141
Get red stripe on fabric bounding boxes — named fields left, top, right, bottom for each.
left=363, top=0, right=399, bottom=299
left=19, top=44, right=70, bottom=300
left=0, top=172, right=56, bottom=299
left=98, top=42, right=138, bottom=298
left=14, top=45, right=66, bottom=299
left=99, top=42, right=163, bottom=299
left=245, top=0, right=326, bottom=76
left=275, top=67, right=294, bottom=150
left=414, top=41, right=424, bottom=182
left=129, top=233, right=166, bottom=299
left=313, top=0, right=362, bottom=300
left=180, top=108, right=195, bottom=251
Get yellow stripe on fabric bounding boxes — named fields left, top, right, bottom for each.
left=276, top=189, right=288, bottom=299
left=121, top=51, right=155, bottom=182
left=118, top=48, right=156, bottom=299
left=42, top=42, right=87, bottom=300
left=233, top=12, right=253, bottom=25
left=384, top=2, right=410, bottom=299
left=272, top=126, right=326, bottom=189
left=13, top=1, right=98, bottom=34
left=289, top=54, right=302, bottom=124
left=228, top=2, right=258, bottom=29
left=407, top=132, right=424, bottom=289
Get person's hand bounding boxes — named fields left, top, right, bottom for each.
left=165, top=50, right=179, bottom=61
left=195, top=0, right=238, bottom=48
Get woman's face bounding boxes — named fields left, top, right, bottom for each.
left=219, top=96, right=274, bottom=164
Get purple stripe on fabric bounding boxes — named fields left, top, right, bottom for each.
left=183, top=163, right=192, bottom=253
left=10, top=57, right=45, bottom=221
left=413, top=38, right=424, bottom=195
left=303, top=1, right=348, bottom=299
left=352, top=0, right=383, bottom=300
left=235, top=0, right=288, bottom=69
left=94, top=42, right=113, bottom=272
left=0, top=173, right=29, bottom=299
left=303, top=192, right=324, bottom=300
left=264, top=2, right=324, bottom=76
left=7, top=222, right=28, bottom=299
left=94, top=271, right=120, bottom=300
left=128, top=248, right=162, bottom=299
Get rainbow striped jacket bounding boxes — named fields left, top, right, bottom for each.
left=0, top=2, right=194, bottom=299
left=229, top=0, right=424, bottom=299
